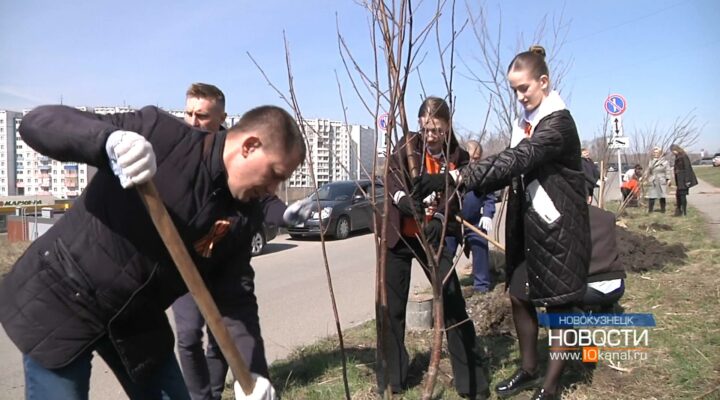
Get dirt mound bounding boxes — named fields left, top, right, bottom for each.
left=466, top=286, right=513, bottom=336
left=616, top=226, right=688, bottom=273
left=638, top=222, right=674, bottom=231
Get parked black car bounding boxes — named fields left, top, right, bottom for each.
left=251, top=221, right=279, bottom=256
left=287, top=180, right=384, bottom=240
left=251, top=195, right=286, bottom=256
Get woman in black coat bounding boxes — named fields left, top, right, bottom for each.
left=414, top=46, right=590, bottom=400
left=670, top=144, right=698, bottom=216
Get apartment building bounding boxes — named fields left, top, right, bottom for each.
left=0, top=110, right=22, bottom=196
left=3, top=107, right=99, bottom=199
left=288, top=118, right=375, bottom=188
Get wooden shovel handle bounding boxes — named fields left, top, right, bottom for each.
left=137, top=181, right=255, bottom=395
left=455, top=215, right=506, bottom=253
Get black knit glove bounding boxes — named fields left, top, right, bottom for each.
left=412, top=173, right=448, bottom=201
left=423, top=218, right=443, bottom=246
left=396, top=195, right=423, bottom=217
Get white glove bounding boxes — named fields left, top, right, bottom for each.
left=479, top=216, right=493, bottom=232
left=282, top=200, right=314, bottom=226
left=105, top=130, right=156, bottom=188
left=234, top=374, right=277, bottom=400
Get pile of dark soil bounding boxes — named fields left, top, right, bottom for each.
left=466, top=287, right=513, bottom=336
left=615, top=226, right=688, bottom=273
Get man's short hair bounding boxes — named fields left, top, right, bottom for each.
left=186, top=83, right=226, bottom=110
left=465, top=140, right=483, bottom=154
left=228, top=106, right=306, bottom=161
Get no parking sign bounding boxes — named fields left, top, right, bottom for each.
left=377, top=113, right=389, bottom=131
left=604, top=94, right=627, bottom=116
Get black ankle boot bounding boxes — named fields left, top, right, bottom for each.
left=648, top=199, right=655, bottom=213
left=659, top=198, right=666, bottom=213
left=495, top=368, right=541, bottom=397
left=530, top=388, right=558, bottom=400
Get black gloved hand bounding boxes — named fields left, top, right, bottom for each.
left=423, top=217, right=443, bottom=246
left=412, top=173, right=448, bottom=201
left=396, top=195, right=423, bottom=217
left=463, top=237, right=472, bottom=258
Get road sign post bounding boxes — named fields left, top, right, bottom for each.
left=604, top=94, right=628, bottom=189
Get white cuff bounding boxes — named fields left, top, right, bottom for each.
left=392, top=191, right=407, bottom=205
left=449, top=169, right=460, bottom=184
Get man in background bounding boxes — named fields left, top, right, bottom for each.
left=581, top=148, right=600, bottom=204
left=173, top=82, right=232, bottom=400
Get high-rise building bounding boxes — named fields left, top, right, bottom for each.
left=288, top=118, right=375, bottom=188
left=9, top=107, right=100, bottom=199
left=0, top=110, right=22, bottom=196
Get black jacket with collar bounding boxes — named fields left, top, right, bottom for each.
left=460, top=110, right=590, bottom=307
left=382, top=133, right=469, bottom=249
left=0, top=105, right=263, bottom=382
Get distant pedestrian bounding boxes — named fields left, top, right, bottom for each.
left=620, top=164, right=643, bottom=206
left=669, top=144, right=697, bottom=216
left=646, top=146, right=670, bottom=213
left=580, top=148, right=600, bottom=204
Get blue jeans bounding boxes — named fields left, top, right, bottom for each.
left=446, top=234, right=491, bottom=292
left=23, top=336, right=190, bottom=400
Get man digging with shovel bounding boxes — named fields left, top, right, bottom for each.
left=0, top=104, right=305, bottom=400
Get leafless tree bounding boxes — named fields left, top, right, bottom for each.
left=459, top=1, right=573, bottom=141
left=338, top=1, right=476, bottom=398
left=248, top=34, right=353, bottom=399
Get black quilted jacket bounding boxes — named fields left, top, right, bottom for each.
left=460, top=110, right=590, bottom=306
left=0, top=106, right=263, bottom=382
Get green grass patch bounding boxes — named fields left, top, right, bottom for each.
left=694, top=165, right=720, bottom=188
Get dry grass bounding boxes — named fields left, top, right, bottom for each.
left=0, top=235, right=29, bottom=278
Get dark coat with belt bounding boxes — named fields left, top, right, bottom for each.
left=381, top=133, right=469, bottom=249
left=673, top=153, right=698, bottom=192
left=460, top=110, right=591, bottom=306
left=0, top=105, right=263, bottom=382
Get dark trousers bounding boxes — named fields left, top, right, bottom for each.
left=173, top=294, right=227, bottom=400
left=377, top=238, right=488, bottom=396
left=648, top=198, right=666, bottom=212
left=675, top=191, right=688, bottom=215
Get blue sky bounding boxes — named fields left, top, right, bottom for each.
left=1, top=0, right=718, bottom=153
